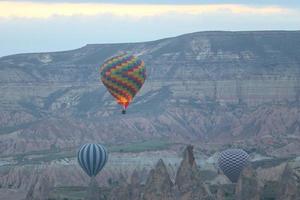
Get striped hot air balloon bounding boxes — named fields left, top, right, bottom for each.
left=77, top=144, right=108, bottom=177
left=100, top=53, right=146, bottom=114
left=218, top=149, right=249, bottom=183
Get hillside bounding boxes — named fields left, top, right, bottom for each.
left=0, top=31, right=299, bottom=156
left=0, top=30, right=300, bottom=199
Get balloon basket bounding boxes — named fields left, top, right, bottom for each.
left=85, top=177, right=99, bottom=200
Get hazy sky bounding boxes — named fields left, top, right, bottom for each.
left=0, top=0, right=299, bottom=57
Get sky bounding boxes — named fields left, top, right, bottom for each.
left=0, top=0, right=299, bottom=57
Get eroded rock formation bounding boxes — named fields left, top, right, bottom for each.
left=143, top=159, right=174, bottom=200
left=235, top=165, right=260, bottom=200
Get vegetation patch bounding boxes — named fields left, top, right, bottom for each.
left=109, top=138, right=172, bottom=153
left=0, top=138, right=173, bottom=166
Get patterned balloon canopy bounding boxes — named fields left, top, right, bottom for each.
left=100, top=53, right=146, bottom=113
left=217, top=149, right=249, bottom=183
left=77, top=144, right=108, bottom=177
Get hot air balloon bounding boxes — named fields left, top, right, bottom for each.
left=100, top=53, right=146, bottom=114
left=77, top=143, right=108, bottom=177
left=77, top=144, right=108, bottom=200
left=217, top=149, right=249, bottom=183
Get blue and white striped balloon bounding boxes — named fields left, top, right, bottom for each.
left=77, top=144, right=108, bottom=177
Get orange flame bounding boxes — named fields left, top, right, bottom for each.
left=117, top=96, right=131, bottom=108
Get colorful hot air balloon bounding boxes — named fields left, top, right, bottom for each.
left=100, top=53, right=146, bottom=114
left=77, top=144, right=108, bottom=177
left=217, top=149, right=249, bottom=183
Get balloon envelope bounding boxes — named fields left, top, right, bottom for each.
left=77, top=144, right=108, bottom=177
left=217, top=149, right=249, bottom=183
left=100, top=53, right=146, bottom=110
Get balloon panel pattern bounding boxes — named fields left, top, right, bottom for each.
left=100, top=53, right=146, bottom=109
left=77, top=144, right=108, bottom=177
left=218, top=149, right=249, bottom=183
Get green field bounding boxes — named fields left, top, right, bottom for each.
left=0, top=138, right=173, bottom=166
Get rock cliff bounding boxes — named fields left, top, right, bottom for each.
left=0, top=31, right=300, bottom=156
left=1, top=31, right=300, bottom=199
